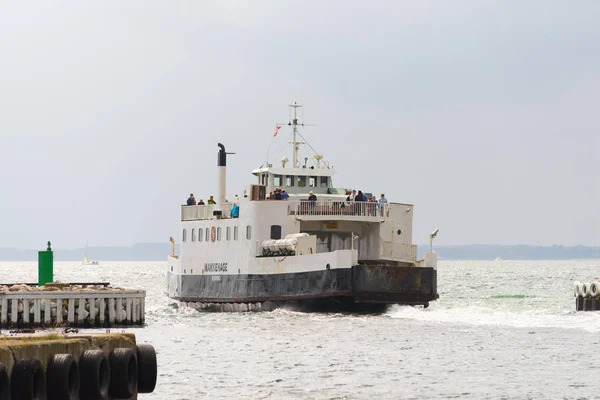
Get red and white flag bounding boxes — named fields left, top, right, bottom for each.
left=273, top=125, right=281, bottom=137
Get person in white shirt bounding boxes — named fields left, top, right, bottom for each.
left=379, top=194, right=388, bottom=216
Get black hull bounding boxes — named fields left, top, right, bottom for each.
left=168, top=265, right=438, bottom=306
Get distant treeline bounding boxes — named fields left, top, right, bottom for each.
left=417, top=245, right=600, bottom=260
left=0, top=243, right=598, bottom=261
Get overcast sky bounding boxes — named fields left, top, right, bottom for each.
left=1, top=1, right=598, bottom=249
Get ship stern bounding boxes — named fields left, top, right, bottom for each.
left=351, top=264, right=438, bottom=306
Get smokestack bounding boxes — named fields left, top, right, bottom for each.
left=217, top=143, right=227, bottom=208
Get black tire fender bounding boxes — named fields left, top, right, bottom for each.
left=136, top=344, right=157, bottom=393
left=10, top=358, right=45, bottom=400
left=79, top=350, right=109, bottom=400
left=109, top=348, right=137, bottom=399
left=0, top=362, right=9, bottom=400
left=47, top=353, right=80, bottom=400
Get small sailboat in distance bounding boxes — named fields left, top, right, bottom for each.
left=82, top=242, right=99, bottom=265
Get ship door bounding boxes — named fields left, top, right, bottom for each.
left=251, top=185, right=266, bottom=200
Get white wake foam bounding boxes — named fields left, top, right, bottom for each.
left=387, top=305, right=600, bottom=332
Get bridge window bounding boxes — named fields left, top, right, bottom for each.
left=309, top=177, right=316, bottom=187
left=298, top=176, right=307, bottom=187
left=234, top=226, right=239, bottom=240
left=320, top=177, right=328, bottom=188
left=182, top=229, right=187, bottom=242
left=191, top=229, right=196, bottom=242
left=217, top=227, right=222, bottom=241
left=246, top=225, right=252, bottom=240
left=286, top=176, right=294, bottom=187
left=198, top=228, right=203, bottom=242
left=226, top=227, right=231, bottom=240
left=274, top=175, right=282, bottom=187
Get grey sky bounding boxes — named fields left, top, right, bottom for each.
left=1, top=1, right=598, bottom=248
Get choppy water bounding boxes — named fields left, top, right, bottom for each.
left=2, top=260, right=600, bottom=399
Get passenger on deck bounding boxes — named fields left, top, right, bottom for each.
left=207, top=195, right=216, bottom=205
left=187, top=193, right=196, bottom=206
left=355, top=190, right=366, bottom=215
left=378, top=194, right=388, bottom=216
left=307, top=191, right=317, bottom=214
left=369, top=195, right=378, bottom=216
left=281, top=190, right=289, bottom=200
left=198, top=199, right=205, bottom=205
left=274, top=188, right=282, bottom=200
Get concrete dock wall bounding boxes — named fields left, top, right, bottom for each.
left=0, top=333, right=156, bottom=399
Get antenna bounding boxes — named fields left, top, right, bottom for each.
left=284, top=102, right=315, bottom=168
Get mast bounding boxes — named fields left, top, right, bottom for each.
left=288, top=103, right=305, bottom=168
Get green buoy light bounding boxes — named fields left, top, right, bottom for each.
left=38, top=241, right=54, bottom=286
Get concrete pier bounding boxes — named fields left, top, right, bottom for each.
left=0, top=284, right=146, bottom=329
left=0, top=332, right=157, bottom=399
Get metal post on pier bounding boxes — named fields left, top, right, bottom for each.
left=38, top=241, right=54, bottom=286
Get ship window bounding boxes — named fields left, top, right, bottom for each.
left=320, top=177, right=328, bottom=188
left=271, top=225, right=282, bottom=240
left=191, top=229, right=196, bottom=242
left=217, top=227, right=222, bottom=241
left=234, top=226, right=239, bottom=240
left=226, top=226, right=231, bottom=240
left=286, top=176, right=294, bottom=187
left=182, top=229, right=187, bottom=242
left=261, top=174, right=267, bottom=185
left=309, top=177, right=316, bottom=187
left=198, top=228, right=203, bottom=242
left=274, top=175, right=282, bottom=187
left=298, top=176, right=307, bottom=187
left=205, top=228, right=210, bottom=242
left=246, top=225, right=252, bottom=240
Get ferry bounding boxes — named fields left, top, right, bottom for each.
left=166, top=104, right=439, bottom=311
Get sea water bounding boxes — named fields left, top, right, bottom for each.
left=1, top=260, right=599, bottom=399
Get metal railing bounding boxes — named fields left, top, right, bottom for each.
left=181, top=203, right=234, bottom=221
left=287, top=200, right=389, bottom=218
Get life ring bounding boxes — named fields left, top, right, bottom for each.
left=574, top=282, right=581, bottom=298
left=210, top=226, right=216, bottom=242
left=578, top=282, right=586, bottom=297
left=591, top=282, right=600, bottom=297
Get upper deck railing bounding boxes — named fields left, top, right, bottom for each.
left=287, top=200, right=389, bottom=219
left=181, top=203, right=234, bottom=221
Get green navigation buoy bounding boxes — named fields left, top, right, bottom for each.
left=38, top=241, right=54, bottom=286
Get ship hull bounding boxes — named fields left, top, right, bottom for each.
left=167, top=265, right=437, bottom=306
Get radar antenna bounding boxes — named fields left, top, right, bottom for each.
left=278, top=102, right=315, bottom=168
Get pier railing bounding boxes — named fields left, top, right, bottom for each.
left=287, top=200, right=389, bottom=219
left=0, top=289, right=146, bottom=328
left=182, top=203, right=234, bottom=221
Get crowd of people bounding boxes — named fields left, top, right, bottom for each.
left=186, top=193, right=216, bottom=206
left=266, top=188, right=289, bottom=200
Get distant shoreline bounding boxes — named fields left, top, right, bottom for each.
left=0, top=243, right=598, bottom=261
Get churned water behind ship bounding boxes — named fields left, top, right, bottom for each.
left=2, top=260, right=599, bottom=399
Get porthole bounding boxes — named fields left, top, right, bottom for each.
left=217, top=227, right=222, bottom=241
left=246, top=225, right=252, bottom=240
left=234, top=226, right=239, bottom=240
left=205, top=228, right=210, bottom=242
left=182, top=229, right=187, bottom=242
left=191, top=228, right=196, bottom=242
left=226, top=227, right=231, bottom=240
left=397, top=229, right=402, bottom=235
